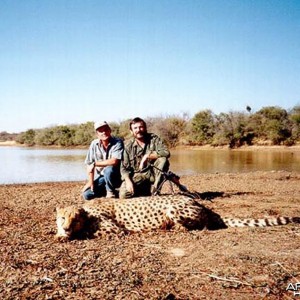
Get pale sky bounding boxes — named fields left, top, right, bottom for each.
left=1, top=0, right=300, bottom=133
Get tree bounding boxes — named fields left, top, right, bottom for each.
left=55, top=126, right=75, bottom=146
left=188, top=110, right=216, bottom=145
left=289, top=105, right=300, bottom=141
left=146, top=115, right=188, bottom=147
left=254, top=106, right=292, bottom=145
left=213, top=111, right=252, bottom=148
left=160, top=116, right=188, bottom=147
left=16, top=129, right=36, bottom=146
left=35, top=128, right=58, bottom=146
left=117, top=119, right=131, bottom=140
left=73, top=122, right=95, bottom=145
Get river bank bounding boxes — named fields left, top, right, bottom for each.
left=1, top=171, right=300, bottom=299
left=0, top=141, right=17, bottom=146
left=175, top=143, right=300, bottom=152
left=2, top=140, right=300, bottom=153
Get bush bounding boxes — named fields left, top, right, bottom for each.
left=16, top=129, right=36, bottom=146
left=11, top=105, right=300, bottom=148
left=188, top=110, right=215, bottom=145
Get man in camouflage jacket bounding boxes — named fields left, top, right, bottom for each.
left=120, top=117, right=170, bottom=198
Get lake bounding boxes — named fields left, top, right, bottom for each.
left=1, top=146, right=300, bottom=184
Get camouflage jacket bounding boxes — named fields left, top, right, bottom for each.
left=121, top=133, right=170, bottom=179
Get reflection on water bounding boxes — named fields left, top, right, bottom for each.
left=169, top=149, right=300, bottom=175
left=0, top=146, right=300, bottom=184
left=1, top=147, right=87, bottom=184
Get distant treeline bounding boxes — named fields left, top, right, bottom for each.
left=4, top=105, right=300, bottom=148
left=0, top=131, right=18, bottom=142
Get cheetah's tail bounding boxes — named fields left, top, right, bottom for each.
left=223, top=216, right=300, bottom=228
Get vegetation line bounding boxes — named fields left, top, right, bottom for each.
left=1, top=105, right=300, bottom=148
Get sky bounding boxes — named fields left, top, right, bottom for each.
left=1, top=0, right=300, bottom=133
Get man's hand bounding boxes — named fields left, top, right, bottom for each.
left=139, top=153, right=150, bottom=170
left=125, top=178, right=134, bottom=195
left=82, top=171, right=94, bottom=193
left=82, top=181, right=94, bottom=193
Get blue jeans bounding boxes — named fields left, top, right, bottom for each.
left=82, top=166, right=121, bottom=200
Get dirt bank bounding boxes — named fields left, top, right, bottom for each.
left=0, top=141, right=18, bottom=146
left=0, top=171, right=300, bottom=299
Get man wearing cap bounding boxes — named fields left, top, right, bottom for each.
left=82, top=121, right=124, bottom=200
left=119, top=117, right=170, bottom=198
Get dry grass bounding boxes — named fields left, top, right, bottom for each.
left=1, top=171, right=300, bottom=299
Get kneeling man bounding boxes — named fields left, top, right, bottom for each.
left=82, top=121, right=123, bottom=200
left=120, top=117, right=170, bottom=198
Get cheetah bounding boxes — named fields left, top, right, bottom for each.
left=55, top=195, right=300, bottom=240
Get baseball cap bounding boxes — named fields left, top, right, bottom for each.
left=94, top=121, right=109, bottom=130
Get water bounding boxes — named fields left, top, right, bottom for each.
left=1, top=147, right=87, bottom=184
left=170, top=148, right=300, bottom=175
left=1, top=146, right=300, bottom=184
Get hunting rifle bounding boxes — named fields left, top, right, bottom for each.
left=151, top=164, right=189, bottom=195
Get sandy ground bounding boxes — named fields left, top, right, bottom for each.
left=0, top=171, right=300, bottom=299
left=0, top=141, right=18, bottom=146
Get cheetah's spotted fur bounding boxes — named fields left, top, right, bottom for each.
left=55, top=195, right=300, bottom=239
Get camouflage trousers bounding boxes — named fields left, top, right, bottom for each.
left=119, top=157, right=169, bottom=199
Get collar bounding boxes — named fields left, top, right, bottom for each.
left=97, top=137, right=113, bottom=148
left=132, top=133, right=151, bottom=147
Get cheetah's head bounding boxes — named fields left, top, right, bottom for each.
left=55, top=206, right=87, bottom=240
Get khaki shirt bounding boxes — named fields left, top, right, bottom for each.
left=121, top=133, right=170, bottom=179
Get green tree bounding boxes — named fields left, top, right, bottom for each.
left=213, top=111, right=251, bottom=148
left=254, top=106, right=292, bottom=145
left=16, top=129, right=36, bottom=146
left=117, top=119, right=131, bottom=140
left=108, top=122, right=121, bottom=138
left=55, top=126, right=75, bottom=146
left=289, top=105, right=300, bottom=141
left=73, top=122, right=94, bottom=145
left=35, top=128, right=58, bottom=146
left=12, top=105, right=300, bottom=148
left=188, top=110, right=215, bottom=145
